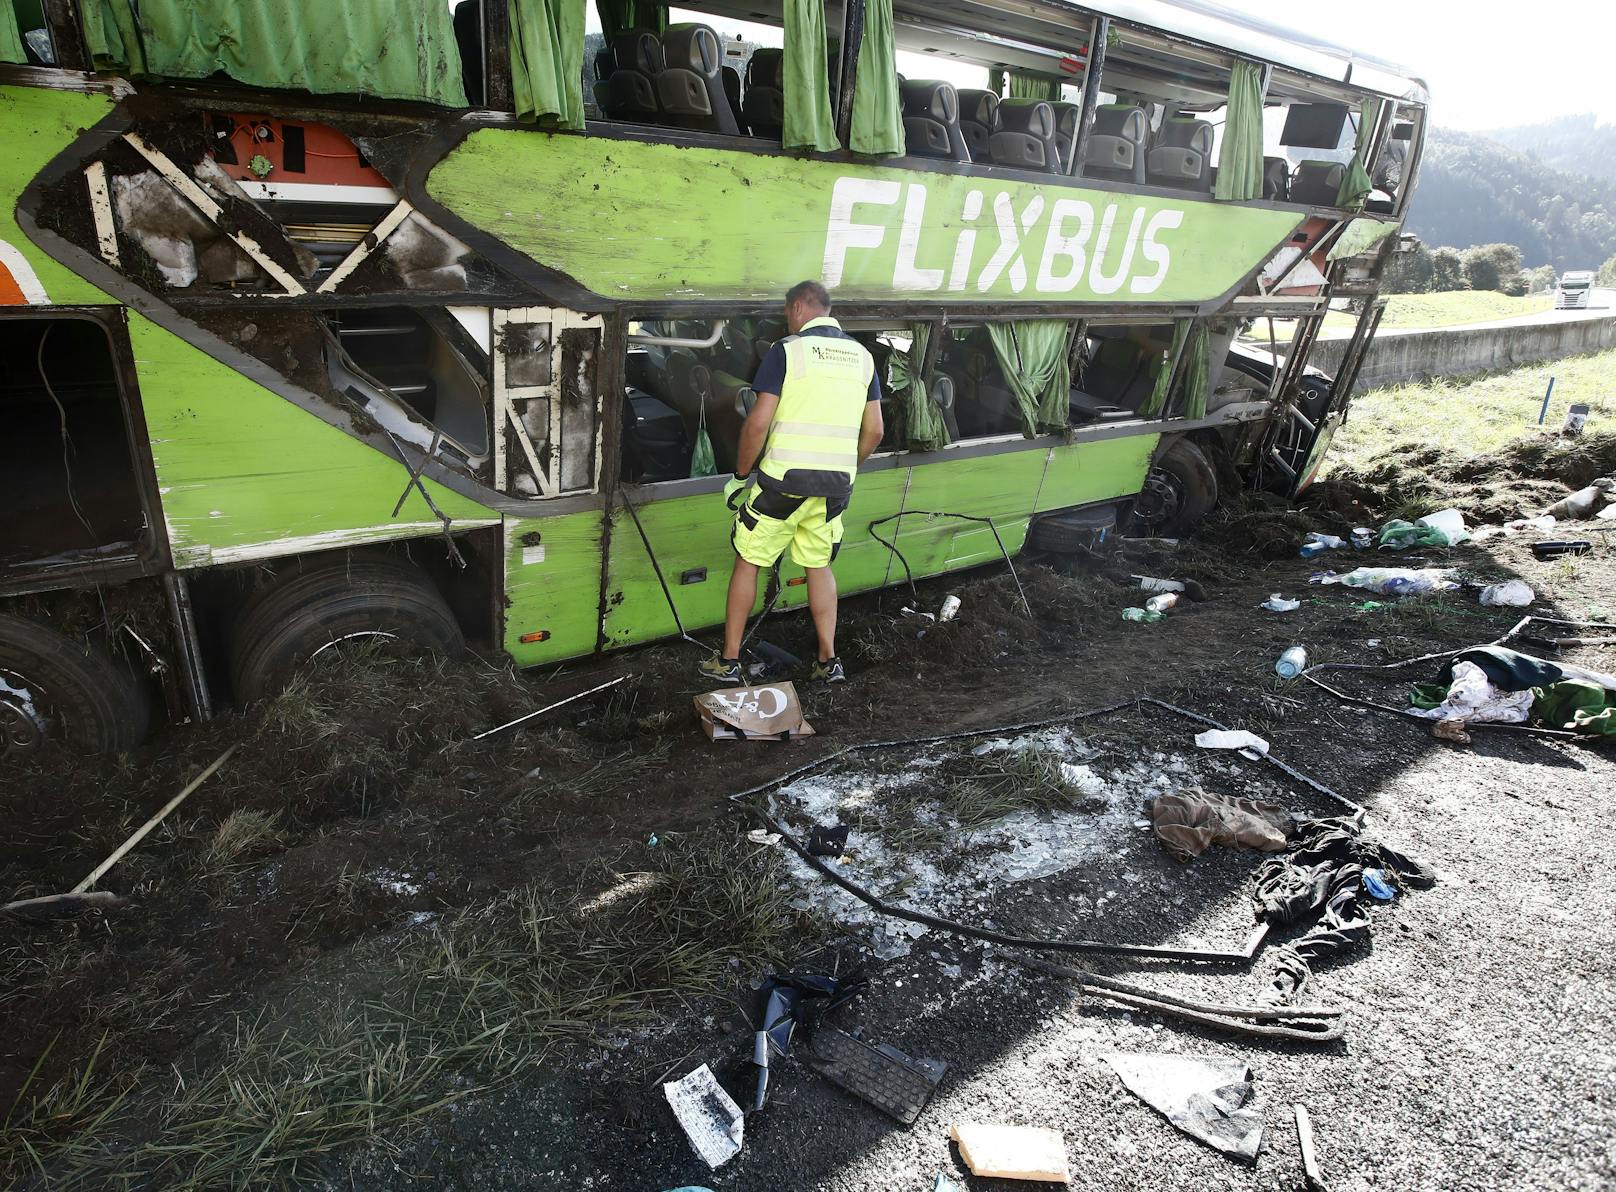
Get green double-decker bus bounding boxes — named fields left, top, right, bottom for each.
left=0, top=0, right=1426, bottom=753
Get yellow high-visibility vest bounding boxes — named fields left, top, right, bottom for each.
left=758, top=317, right=874, bottom=497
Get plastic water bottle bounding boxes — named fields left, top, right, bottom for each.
left=1275, top=646, right=1307, bottom=678
left=1144, top=593, right=1179, bottom=613
left=1121, top=607, right=1163, bottom=623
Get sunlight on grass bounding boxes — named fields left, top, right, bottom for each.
left=1248, top=290, right=1557, bottom=343
left=1327, top=346, right=1616, bottom=473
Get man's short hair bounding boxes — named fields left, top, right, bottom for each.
left=786, top=279, right=831, bottom=313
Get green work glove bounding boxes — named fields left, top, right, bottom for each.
left=724, top=473, right=751, bottom=509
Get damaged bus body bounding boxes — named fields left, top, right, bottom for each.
left=0, top=0, right=1426, bottom=753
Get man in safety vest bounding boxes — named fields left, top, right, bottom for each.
left=700, top=280, right=884, bottom=685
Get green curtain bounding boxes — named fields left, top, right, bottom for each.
left=1178, top=322, right=1212, bottom=419
left=594, top=0, right=665, bottom=40
left=1336, top=96, right=1382, bottom=208
left=990, top=68, right=1061, bottom=101
left=986, top=321, right=1072, bottom=438
left=1532, top=681, right=1616, bottom=736
left=509, top=0, right=585, bottom=128
left=1213, top=61, right=1263, bottom=201
left=890, top=323, right=949, bottom=452
left=782, top=0, right=839, bottom=152
left=849, top=0, right=902, bottom=155
left=1, top=5, right=26, bottom=64
left=78, top=0, right=469, bottom=106
left=1139, top=320, right=1190, bottom=418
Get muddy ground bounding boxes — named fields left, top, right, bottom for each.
left=3, top=431, right=1614, bottom=1190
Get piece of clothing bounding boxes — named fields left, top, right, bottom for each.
left=1252, top=816, right=1434, bottom=1001
left=753, top=317, right=879, bottom=499
left=1438, top=646, right=1563, bottom=692
left=1408, top=660, right=1534, bottom=726
left=1149, top=788, right=1290, bottom=864
left=1533, top=679, right=1616, bottom=736
left=732, top=488, right=846, bottom=569
left=1105, top=1053, right=1263, bottom=1162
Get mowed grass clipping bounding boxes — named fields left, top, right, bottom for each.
left=1327, top=344, right=1616, bottom=474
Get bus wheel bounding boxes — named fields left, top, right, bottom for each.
left=0, top=612, right=151, bottom=756
left=1135, top=438, right=1218, bottom=536
left=229, top=558, right=464, bottom=704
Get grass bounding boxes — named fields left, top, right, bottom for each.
left=201, top=810, right=285, bottom=875
left=14, top=837, right=804, bottom=1190
left=1326, top=346, right=1616, bottom=475
left=1248, top=290, right=1556, bottom=342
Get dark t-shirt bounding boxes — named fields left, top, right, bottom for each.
left=752, top=323, right=883, bottom=403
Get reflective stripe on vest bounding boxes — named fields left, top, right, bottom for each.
left=759, top=318, right=873, bottom=493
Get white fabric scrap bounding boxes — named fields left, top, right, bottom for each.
left=1194, top=729, right=1270, bottom=755
left=663, top=1064, right=744, bottom=1168
left=1479, top=580, right=1535, bottom=607
left=1408, top=661, right=1533, bottom=725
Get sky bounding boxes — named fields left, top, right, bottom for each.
left=1202, top=0, right=1613, bottom=131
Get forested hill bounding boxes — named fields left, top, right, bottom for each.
left=1406, top=124, right=1616, bottom=272
left=1483, top=114, right=1616, bottom=183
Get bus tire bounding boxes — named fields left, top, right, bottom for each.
left=0, top=612, right=151, bottom=756
left=228, top=558, right=464, bottom=704
left=1136, top=438, right=1218, bottom=536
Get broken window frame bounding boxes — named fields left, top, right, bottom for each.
left=493, top=306, right=605, bottom=499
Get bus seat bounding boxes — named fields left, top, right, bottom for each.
left=929, top=372, right=961, bottom=443
left=704, top=369, right=752, bottom=472
left=1050, top=101, right=1081, bottom=172
left=722, top=66, right=741, bottom=115
left=1262, top=156, right=1290, bottom=201
left=991, top=99, right=1061, bottom=173
left=1081, top=104, right=1146, bottom=184
left=1290, top=159, right=1346, bottom=206
left=742, top=48, right=784, bottom=137
left=656, top=24, right=740, bottom=135
left=603, top=31, right=663, bottom=122
left=901, top=80, right=970, bottom=162
left=1146, top=117, right=1214, bottom=191
left=957, top=89, right=1000, bottom=161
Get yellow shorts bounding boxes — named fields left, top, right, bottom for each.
left=732, top=489, right=846, bottom=570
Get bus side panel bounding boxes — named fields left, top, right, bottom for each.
left=879, top=449, right=1049, bottom=579
left=1034, top=434, right=1161, bottom=513
left=502, top=511, right=607, bottom=665
left=129, top=314, right=498, bottom=566
left=602, top=491, right=758, bottom=648
left=773, top=465, right=909, bottom=609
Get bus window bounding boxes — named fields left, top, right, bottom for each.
left=496, top=309, right=604, bottom=497
left=935, top=326, right=1026, bottom=441
left=11, top=1, right=55, bottom=66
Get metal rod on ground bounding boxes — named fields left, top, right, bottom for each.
left=1295, top=1105, right=1329, bottom=1191
left=74, top=745, right=236, bottom=893
left=1538, top=376, right=1556, bottom=424
left=471, top=675, right=629, bottom=741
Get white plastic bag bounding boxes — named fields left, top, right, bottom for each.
left=1479, top=580, right=1535, bottom=608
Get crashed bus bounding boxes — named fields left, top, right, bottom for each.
left=0, top=0, right=1427, bottom=754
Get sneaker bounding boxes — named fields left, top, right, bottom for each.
left=698, top=655, right=744, bottom=685
left=809, top=656, right=846, bottom=684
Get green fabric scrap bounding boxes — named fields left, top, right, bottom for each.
left=986, top=320, right=1073, bottom=438
left=1378, top=520, right=1452, bottom=550
left=1, top=3, right=27, bottom=64
left=849, top=0, right=902, bottom=155
left=1328, top=218, right=1398, bottom=261
left=1213, top=60, right=1263, bottom=201
left=782, top=0, right=839, bottom=152
left=689, top=423, right=716, bottom=477
left=79, top=0, right=469, bottom=107
left=1179, top=321, right=1211, bottom=419
left=1532, top=680, right=1616, bottom=736
left=1336, top=97, right=1381, bottom=208
left=1139, top=320, right=1189, bottom=419
left=890, top=322, right=949, bottom=452
left=509, top=0, right=585, bottom=128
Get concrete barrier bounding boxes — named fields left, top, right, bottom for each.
left=1304, top=310, right=1616, bottom=390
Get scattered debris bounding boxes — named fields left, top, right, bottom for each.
left=949, top=1121, right=1070, bottom=1183
left=1254, top=816, right=1435, bottom=1000
left=1121, top=606, right=1164, bottom=623
left=1145, top=592, right=1180, bottom=614
left=806, top=824, right=850, bottom=858
left=1106, top=1052, right=1264, bottom=1161
left=1299, top=532, right=1347, bottom=558
left=806, top=1027, right=947, bottom=1124
left=694, top=682, right=814, bottom=741
left=470, top=675, right=628, bottom=741
left=5, top=745, right=236, bottom=922
left=663, top=1064, right=745, bottom=1169
left=932, top=1175, right=965, bottom=1192
left=1295, top=1105, right=1329, bottom=1192
left=745, top=828, right=782, bottom=847
left=1531, top=540, right=1593, bottom=559
left=1409, top=660, right=1535, bottom=728
left=1193, top=729, right=1271, bottom=756
left=1149, top=788, right=1288, bottom=862
left=1431, top=719, right=1472, bottom=745
left=1260, top=594, right=1301, bottom=613
left=1313, top=566, right=1459, bottom=595
left=1135, top=575, right=1208, bottom=600
left=938, top=595, right=962, bottom=623
left=1479, top=580, right=1535, bottom=607
left=1361, top=869, right=1397, bottom=900
left=1542, top=477, right=1614, bottom=521
left=1276, top=646, right=1308, bottom=679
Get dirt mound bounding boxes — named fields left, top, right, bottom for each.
left=1320, top=430, right=1616, bottom=526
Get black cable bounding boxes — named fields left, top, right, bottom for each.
left=866, top=510, right=1031, bottom=617
left=35, top=324, right=97, bottom=540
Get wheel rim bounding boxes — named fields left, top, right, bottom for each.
left=1135, top=467, right=1185, bottom=530
left=0, top=669, right=51, bottom=756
